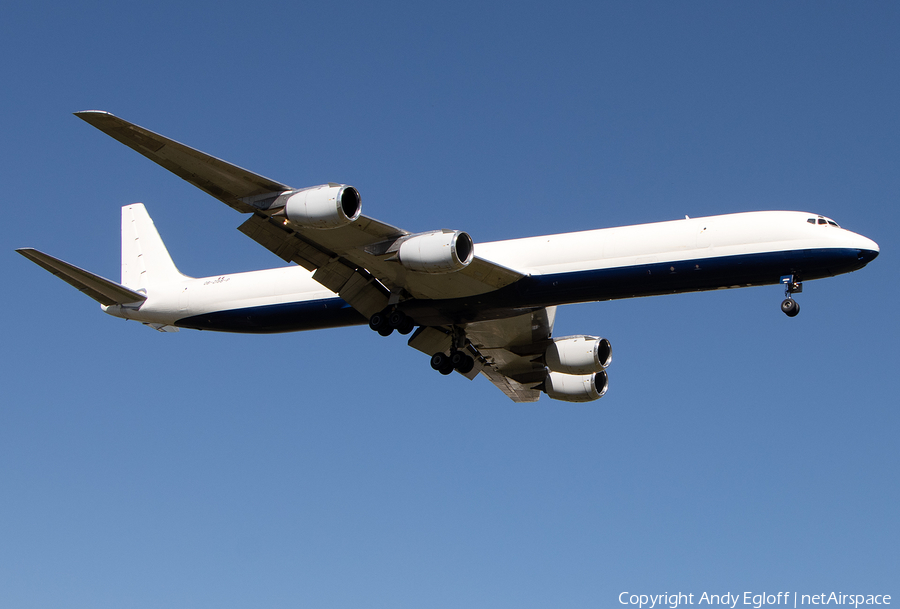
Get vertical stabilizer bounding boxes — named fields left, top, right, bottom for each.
left=121, top=204, right=187, bottom=289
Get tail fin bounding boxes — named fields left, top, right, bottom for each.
left=121, top=204, right=189, bottom=289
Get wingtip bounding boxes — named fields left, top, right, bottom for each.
left=74, top=110, right=115, bottom=122
left=15, top=248, right=43, bottom=264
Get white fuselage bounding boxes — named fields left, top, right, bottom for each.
left=105, top=211, right=879, bottom=332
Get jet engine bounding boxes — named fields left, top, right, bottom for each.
left=397, top=230, right=474, bottom=273
left=543, top=370, right=609, bottom=403
left=282, top=184, right=361, bottom=229
left=545, top=335, right=612, bottom=375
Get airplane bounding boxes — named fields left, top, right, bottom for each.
left=16, top=111, right=880, bottom=403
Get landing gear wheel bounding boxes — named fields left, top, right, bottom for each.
left=460, top=356, right=475, bottom=374
left=370, top=309, right=395, bottom=336
left=397, top=318, right=415, bottom=335
left=450, top=350, right=475, bottom=374
left=369, top=311, right=388, bottom=332
left=389, top=310, right=416, bottom=335
left=388, top=310, right=407, bottom=329
left=431, top=352, right=456, bottom=375
left=781, top=298, right=800, bottom=317
left=430, top=352, right=449, bottom=371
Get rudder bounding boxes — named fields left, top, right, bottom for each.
left=121, top=204, right=188, bottom=289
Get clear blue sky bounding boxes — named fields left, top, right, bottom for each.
left=2, top=2, right=897, bottom=607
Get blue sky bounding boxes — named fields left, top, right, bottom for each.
left=2, top=2, right=897, bottom=607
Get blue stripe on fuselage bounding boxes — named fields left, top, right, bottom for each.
left=175, top=247, right=875, bottom=332
left=402, top=247, right=875, bottom=325
left=176, top=298, right=365, bottom=333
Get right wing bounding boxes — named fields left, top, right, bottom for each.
left=408, top=307, right=557, bottom=403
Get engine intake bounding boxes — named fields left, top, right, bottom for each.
left=544, top=371, right=609, bottom=403
left=283, top=184, right=361, bottom=229
left=397, top=230, right=474, bottom=273
left=545, top=335, right=612, bottom=375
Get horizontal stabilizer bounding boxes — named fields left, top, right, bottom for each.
left=74, top=111, right=290, bottom=213
left=17, top=248, right=147, bottom=306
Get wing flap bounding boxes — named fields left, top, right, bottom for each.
left=479, top=365, right=542, bottom=402
left=17, top=248, right=147, bottom=306
left=237, top=213, right=333, bottom=270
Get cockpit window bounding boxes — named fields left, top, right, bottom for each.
left=808, top=216, right=840, bottom=227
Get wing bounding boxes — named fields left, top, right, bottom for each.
left=408, top=307, right=557, bottom=403
left=74, top=111, right=289, bottom=214
left=16, top=248, right=147, bottom=306
left=76, top=111, right=525, bottom=317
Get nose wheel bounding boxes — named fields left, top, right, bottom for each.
left=780, top=275, right=802, bottom=317
left=781, top=298, right=800, bottom=317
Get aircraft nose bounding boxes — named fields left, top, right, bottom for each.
left=855, top=235, right=879, bottom=265
left=858, top=247, right=879, bottom=264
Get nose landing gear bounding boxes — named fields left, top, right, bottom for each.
left=780, top=274, right=802, bottom=317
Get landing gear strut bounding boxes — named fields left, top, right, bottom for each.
left=780, top=274, right=802, bottom=317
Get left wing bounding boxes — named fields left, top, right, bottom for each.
left=73, top=111, right=289, bottom=214
left=75, top=111, right=525, bottom=318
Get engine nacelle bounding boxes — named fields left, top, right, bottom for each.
left=543, top=371, right=609, bottom=403
left=283, top=184, right=361, bottom=229
left=396, top=230, right=474, bottom=273
left=545, top=335, right=612, bottom=375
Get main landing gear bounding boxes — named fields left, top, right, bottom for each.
left=430, top=349, right=475, bottom=375
left=368, top=308, right=416, bottom=336
left=368, top=309, right=477, bottom=377
left=780, top=274, right=802, bottom=317
left=430, top=326, right=476, bottom=376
